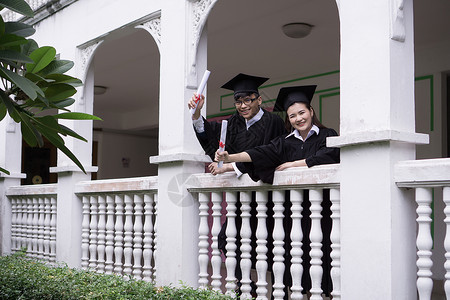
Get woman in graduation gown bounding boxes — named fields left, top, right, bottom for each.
left=215, top=85, right=340, bottom=298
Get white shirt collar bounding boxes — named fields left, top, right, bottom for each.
left=286, top=125, right=320, bottom=141
left=245, top=108, right=264, bottom=129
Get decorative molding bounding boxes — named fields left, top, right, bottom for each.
left=390, top=0, right=406, bottom=42
left=135, top=16, right=162, bottom=51
left=187, top=0, right=217, bottom=86
left=77, top=41, right=103, bottom=106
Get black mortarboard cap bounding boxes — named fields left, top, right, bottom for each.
left=221, top=73, right=269, bottom=96
left=273, top=85, right=317, bottom=112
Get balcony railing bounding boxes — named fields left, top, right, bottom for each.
left=3, top=158, right=450, bottom=299
left=1, top=0, right=78, bottom=24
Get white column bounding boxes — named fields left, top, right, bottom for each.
left=151, top=0, right=210, bottom=288
left=0, top=116, right=25, bottom=255
left=329, top=0, right=425, bottom=298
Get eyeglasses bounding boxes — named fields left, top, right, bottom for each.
left=234, top=97, right=258, bottom=106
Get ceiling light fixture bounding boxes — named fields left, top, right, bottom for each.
left=282, top=22, right=313, bottom=39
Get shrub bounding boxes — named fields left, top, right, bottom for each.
left=0, top=251, right=237, bottom=300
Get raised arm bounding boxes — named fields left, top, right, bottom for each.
left=215, top=150, right=252, bottom=163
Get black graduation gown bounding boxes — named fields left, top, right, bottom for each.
left=195, top=108, right=286, bottom=161
left=245, top=128, right=339, bottom=296
left=245, top=127, right=340, bottom=184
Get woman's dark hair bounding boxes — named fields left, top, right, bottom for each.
left=284, top=103, right=326, bottom=132
left=234, top=91, right=260, bottom=100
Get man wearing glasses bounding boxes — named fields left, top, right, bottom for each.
left=188, top=73, right=286, bottom=176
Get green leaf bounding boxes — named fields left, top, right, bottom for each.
left=0, top=49, right=34, bottom=63
left=20, top=112, right=43, bottom=147
left=25, top=72, right=49, bottom=83
left=48, top=98, right=75, bottom=109
left=0, top=15, right=5, bottom=36
left=54, top=112, right=102, bottom=121
left=0, top=0, right=34, bottom=17
left=0, top=66, right=42, bottom=100
left=0, top=166, right=10, bottom=175
left=46, top=74, right=82, bottom=86
left=44, top=83, right=76, bottom=101
left=59, top=123, right=87, bottom=142
left=0, top=101, right=6, bottom=121
left=38, top=127, right=86, bottom=173
left=0, top=89, right=20, bottom=121
left=38, top=59, right=73, bottom=76
left=0, top=34, right=27, bottom=48
left=5, top=22, right=35, bottom=37
left=27, top=46, right=56, bottom=73
left=21, top=39, right=38, bottom=56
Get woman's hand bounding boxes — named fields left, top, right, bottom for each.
left=276, top=159, right=307, bottom=171
left=208, top=162, right=233, bottom=175
left=215, top=150, right=230, bottom=162
left=187, top=93, right=205, bottom=120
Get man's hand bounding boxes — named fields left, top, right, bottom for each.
left=187, top=93, right=205, bottom=120
left=208, top=162, right=233, bottom=175
left=215, top=150, right=230, bottom=163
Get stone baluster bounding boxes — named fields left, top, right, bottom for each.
left=309, top=189, right=324, bottom=300
left=97, top=195, right=106, bottom=273
left=290, top=189, right=304, bottom=300
left=26, top=197, right=33, bottom=256
left=88, top=196, right=98, bottom=270
left=211, top=191, right=223, bottom=291
left=198, top=192, right=210, bottom=288
left=10, top=197, right=17, bottom=252
left=225, top=191, right=238, bottom=295
left=142, top=193, right=154, bottom=282
left=37, top=197, right=45, bottom=259
left=444, top=187, right=450, bottom=299
left=255, top=190, right=268, bottom=299
left=330, top=188, right=341, bottom=300
left=114, top=194, right=125, bottom=275
left=240, top=191, right=253, bottom=299
left=81, top=196, right=90, bottom=270
left=49, top=196, right=57, bottom=262
left=152, top=194, right=158, bottom=281
left=43, top=197, right=51, bottom=261
left=123, top=194, right=134, bottom=277
left=31, top=197, right=39, bottom=258
left=17, top=198, right=25, bottom=251
left=133, top=194, right=144, bottom=280
left=104, top=195, right=115, bottom=275
left=416, top=187, right=433, bottom=300
left=272, top=190, right=285, bottom=300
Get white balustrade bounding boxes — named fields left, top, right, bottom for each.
left=88, top=196, right=98, bottom=269
left=240, top=191, right=253, bottom=299
left=255, top=190, right=268, bottom=299
left=330, top=188, right=341, bottom=300
left=416, top=187, right=433, bottom=300
left=309, top=189, right=324, bottom=300
left=104, top=195, right=115, bottom=275
left=132, top=194, right=144, bottom=280
left=290, top=189, right=304, bottom=300
left=142, top=193, right=154, bottom=282
left=97, top=195, right=106, bottom=273
left=272, top=190, right=285, bottom=300
left=225, top=191, right=238, bottom=295
left=198, top=192, right=210, bottom=288
left=113, top=194, right=124, bottom=274
left=6, top=184, right=57, bottom=262
left=211, top=192, right=223, bottom=291
left=81, top=196, right=90, bottom=270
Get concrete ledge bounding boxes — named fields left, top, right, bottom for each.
left=150, top=153, right=212, bottom=164
left=395, top=158, right=450, bottom=187
left=0, top=172, right=26, bottom=179
left=50, top=165, right=98, bottom=173
left=327, top=130, right=429, bottom=148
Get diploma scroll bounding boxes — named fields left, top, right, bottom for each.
left=190, top=70, right=211, bottom=115
left=217, top=120, right=228, bottom=168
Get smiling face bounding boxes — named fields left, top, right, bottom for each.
left=234, top=93, right=262, bottom=120
left=286, top=102, right=314, bottom=138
